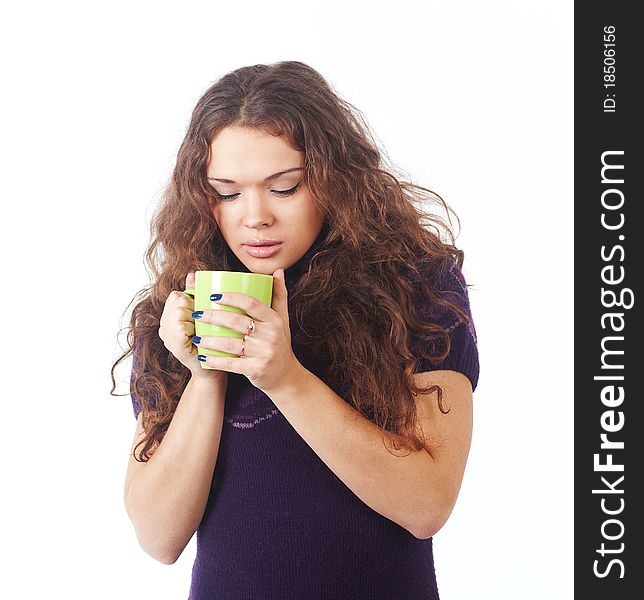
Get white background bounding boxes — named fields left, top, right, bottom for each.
left=0, top=1, right=573, bottom=598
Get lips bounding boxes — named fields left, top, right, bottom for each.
left=243, top=242, right=282, bottom=258
left=243, top=239, right=282, bottom=246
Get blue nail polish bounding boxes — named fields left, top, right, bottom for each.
left=210, top=293, right=222, bottom=301
left=192, top=311, right=203, bottom=319
left=197, top=354, right=207, bottom=362
left=192, top=335, right=201, bottom=344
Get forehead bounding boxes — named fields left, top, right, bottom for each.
left=208, top=126, right=302, bottom=179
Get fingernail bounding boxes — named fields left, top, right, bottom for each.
left=192, top=311, right=203, bottom=319
left=197, top=354, right=207, bottom=362
left=192, top=335, right=201, bottom=345
left=210, top=293, right=222, bottom=301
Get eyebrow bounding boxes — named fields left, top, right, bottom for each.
left=207, top=167, right=303, bottom=184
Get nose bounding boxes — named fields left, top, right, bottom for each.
left=242, top=189, right=274, bottom=229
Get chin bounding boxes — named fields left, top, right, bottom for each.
left=244, top=258, right=280, bottom=274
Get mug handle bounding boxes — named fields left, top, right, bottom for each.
left=184, top=287, right=195, bottom=296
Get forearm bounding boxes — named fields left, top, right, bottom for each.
left=268, top=365, right=444, bottom=539
left=125, top=375, right=227, bottom=563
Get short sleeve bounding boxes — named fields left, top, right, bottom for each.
left=410, top=259, right=480, bottom=391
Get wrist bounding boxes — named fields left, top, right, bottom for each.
left=264, top=360, right=310, bottom=405
left=190, top=369, right=228, bottom=389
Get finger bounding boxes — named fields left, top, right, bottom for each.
left=270, top=268, right=289, bottom=318
left=185, top=271, right=196, bottom=290
left=179, top=305, right=199, bottom=324
left=183, top=321, right=196, bottom=339
left=197, top=352, right=246, bottom=375
left=192, top=308, right=254, bottom=335
left=171, top=297, right=197, bottom=315
left=193, top=334, right=245, bottom=355
left=209, top=292, right=272, bottom=321
left=166, top=289, right=189, bottom=307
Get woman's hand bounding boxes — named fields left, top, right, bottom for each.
left=158, top=272, right=228, bottom=384
left=190, top=268, right=302, bottom=395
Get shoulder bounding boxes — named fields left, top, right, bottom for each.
left=406, top=254, right=480, bottom=391
left=408, top=255, right=476, bottom=332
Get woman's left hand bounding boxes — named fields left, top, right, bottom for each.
left=191, top=268, right=302, bottom=395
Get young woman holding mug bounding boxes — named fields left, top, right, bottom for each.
left=112, top=60, right=479, bottom=599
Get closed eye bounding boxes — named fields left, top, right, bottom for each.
left=214, top=181, right=302, bottom=202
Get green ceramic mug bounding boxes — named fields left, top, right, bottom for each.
left=184, top=271, right=274, bottom=368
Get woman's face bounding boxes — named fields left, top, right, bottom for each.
left=207, top=126, right=325, bottom=274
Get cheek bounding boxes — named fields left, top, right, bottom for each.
left=211, top=209, right=227, bottom=236
left=300, top=190, right=324, bottom=220
left=211, top=207, right=239, bottom=243
left=302, top=199, right=325, bottom=227
left=211, top=205, right=225, bottom=227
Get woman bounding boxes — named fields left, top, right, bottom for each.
left=112, top=60, right=479, bottom=599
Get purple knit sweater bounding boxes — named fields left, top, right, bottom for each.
left=131, top=231, right=479, bottom=599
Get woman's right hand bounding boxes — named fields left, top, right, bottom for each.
left=158, top=272, right=228, bottom=383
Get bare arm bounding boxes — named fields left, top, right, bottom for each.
left=123, top=374, right=227, bottom=564
left=268, top=366, right=473, bottom=540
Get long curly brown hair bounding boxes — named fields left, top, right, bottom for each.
left=110, top=60, right=472, bottom=462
